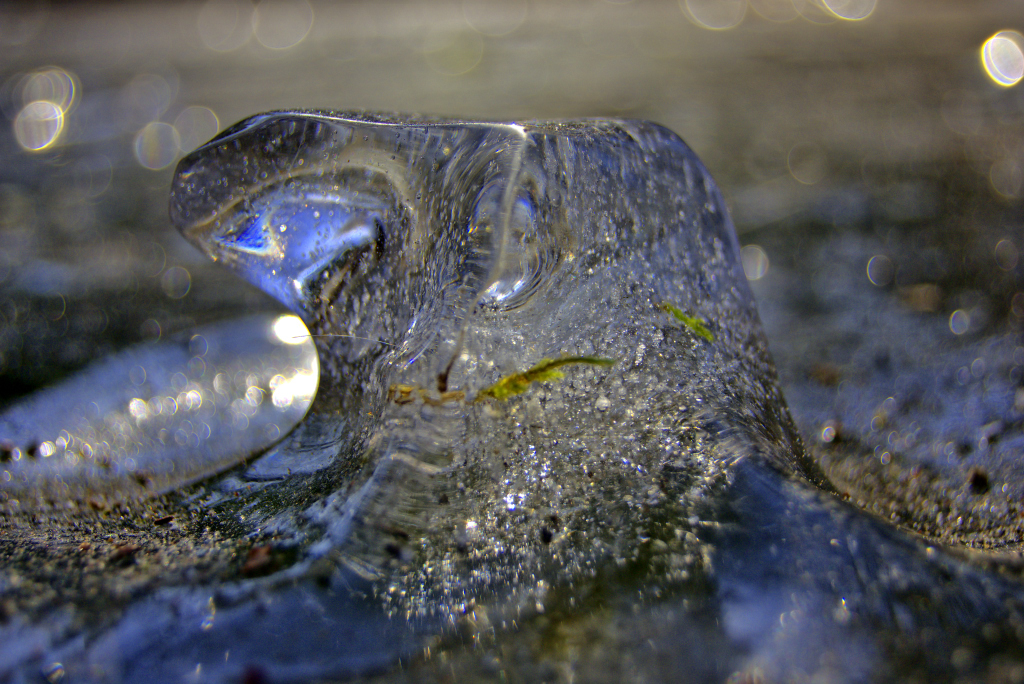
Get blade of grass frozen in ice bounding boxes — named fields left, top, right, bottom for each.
left=475, top=356, right=616, bottom=402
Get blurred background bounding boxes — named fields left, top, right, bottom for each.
left=0, top=0, right=1022, bottom=544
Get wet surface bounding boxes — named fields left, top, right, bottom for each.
left=1, top=1, right=1023, bottom=682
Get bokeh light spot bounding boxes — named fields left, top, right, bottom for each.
left=72, top=156, right=114, bottom=198
left=130, top=365, right=147, bottom=386
left=198, top=0, right=254, bottom=52
left=160, top=266, right=192, bottom=299
left=741, top=244, right=769, bottom=280
left=134, top=122, right=180, bottom=170
left=866, top=255, right=893, bottom=287
left=981, top=31, right=1024, bottom=87
left=787, top=142, right=827, bottom=185
left=174, top=106, right=220, bottom=153
left=120, top=74, right=176, bottom=125
left=22, top=67, right=77, bottom=110
left=141, top=319, right=162, bottom=340
left=821, top=424, right=837, bottom=443
left=949, top=309, right=970, bottom=335
left=821, top=0, right=877, bottom=21
left=791, top=0, right=837, bottom=24
left=41, top=662, right=64, bottom=684
left=990, top=158, right=1023, bottom=198
left=253, top=0, right=313, bottom=50
left=681, top=0, right=747, bottom=30
left=1012, top=293, right=1024, bottom=319
left=14, top=101, right=64, bottom=151
left=995, top=239, right=1019, bottom=271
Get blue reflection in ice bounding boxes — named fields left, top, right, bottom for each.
left=204, top=184, right=386, bottom=315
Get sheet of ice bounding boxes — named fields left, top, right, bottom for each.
left=0, top=313, right=317, bottom=503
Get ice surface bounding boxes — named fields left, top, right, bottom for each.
left=161, top=114, right=1024, bottom=684
left=170, top=111, right=827, bottom=585
left=0, top=313, right=317, bottom=504
left=7, top=113, right=1024, bottom=683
